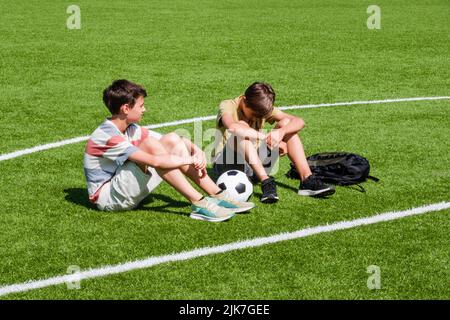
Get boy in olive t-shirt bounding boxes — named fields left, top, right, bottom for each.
left=212, top=82, right=335, bottom=203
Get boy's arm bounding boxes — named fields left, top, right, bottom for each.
left=128, top=149, right=199, bottom=170
left=221, top=113, right=266, bottom=140
left=181, top=137, right=207, bottom=176
left=266, top=111, right=305, bottom=147
left=181, top=137, right=201, bottom=155
left=271, top=110, right=305, bottom=134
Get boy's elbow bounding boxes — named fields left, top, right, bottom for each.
left=286, top=116, right=305, bottom=131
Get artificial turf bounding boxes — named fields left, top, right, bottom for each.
left=0, top=0, right=449, bottom=299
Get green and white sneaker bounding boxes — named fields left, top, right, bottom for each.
left=209, top=191, right=255, bottom=213
left=190, top=197, right=235, bottom=222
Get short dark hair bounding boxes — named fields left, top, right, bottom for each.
left=244, top=82, right=275, bottom=118
left=102, top=79, right=147, bottom=115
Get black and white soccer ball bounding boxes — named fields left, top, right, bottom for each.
left=216, top=170, right=253, bottom=202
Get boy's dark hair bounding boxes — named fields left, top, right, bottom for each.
left=244, top=82, right=276, bottom=118
left=102, top=79, right=147, bottom=115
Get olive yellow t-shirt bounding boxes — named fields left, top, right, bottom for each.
left=212, top=96, right=280, bottom=158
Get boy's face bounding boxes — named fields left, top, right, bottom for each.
left=241, top=101, right=259, bottom=121
left=124, top=96, right=146, bottom=123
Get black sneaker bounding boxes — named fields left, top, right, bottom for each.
left=298, top=175, right=335, bottom=197
left=261, top=176, right=279, bottom=203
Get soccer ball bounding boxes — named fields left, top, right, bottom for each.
left=216, top=170, right=253, bottom=202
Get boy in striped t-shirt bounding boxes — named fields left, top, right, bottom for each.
left=84, top=79, right=254, bottom=222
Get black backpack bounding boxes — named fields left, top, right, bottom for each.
left=286, top=152, right=379, bottom=192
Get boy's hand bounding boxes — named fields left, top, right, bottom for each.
left=266, top=129, right=285, bottom=149
left=191, top=149, right=207, bottom=178
left=279, top=141, right=288, bottom=156
left=258, top=131, right=267, bottom=141
left=192, top=149, right=206, bottom=170
left=191, top=154, right=203, bottom=169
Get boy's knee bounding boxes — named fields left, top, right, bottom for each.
left=282, top=132, right=300, bottom=143
left=161, top=132, right=182, bottom=147
left=140, top=137, right=167, bottom=155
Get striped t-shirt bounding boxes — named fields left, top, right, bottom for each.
left=83, top=119, right=157, bottom=203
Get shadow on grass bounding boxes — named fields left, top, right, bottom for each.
left=275, top=180, right=298, bottom=192
left=253, top=180, right=336, bottom=200
left=137, top=193, right=190, bottom=216
left=64, top=188, right=97, bottom=210
left=64, top=188, right=190, bottom=216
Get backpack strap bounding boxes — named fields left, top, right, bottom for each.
left=367, top=175, right=380, bottom=182
left=345, top=184, right=366, bottom=193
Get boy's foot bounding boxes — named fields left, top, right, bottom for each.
left=209, top=191, right=255, bottom=213
left=260, top=176, right=279, bottom=203
left=190, top=197, right=235, bottom=222
left=298, top=175, right=335, bottom=197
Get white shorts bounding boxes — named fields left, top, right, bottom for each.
left=96, top=161, right=163, bottom=212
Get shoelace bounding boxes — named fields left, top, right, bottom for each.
left=262, top=178, right=276, bottom=194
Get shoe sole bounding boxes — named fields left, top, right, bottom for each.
left=189, top=213, right=235, bottom=222
left=298, top=187, right=335, bottom=197
left=260, top=196, right=279, bottom=204
left=227, top=204, right=256, bottom=213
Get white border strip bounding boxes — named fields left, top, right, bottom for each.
left=1, top=96, right=449, bottom=162
left=1, top=201, right=449, bottom=297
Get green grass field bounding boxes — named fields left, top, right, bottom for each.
left=0, top=0, right=449, bottom=299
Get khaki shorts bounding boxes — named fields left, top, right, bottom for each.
left=96, top=161, right=163, bottom=212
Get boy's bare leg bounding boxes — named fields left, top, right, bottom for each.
left=158, top=133, right=222, bottom=196
left=230, top=121, right=269, bottom=182
left=236, top=138, right=269, bottom=182
left=157, top=133, right=255, bottom=212
left=282, top=132, right=312, bottom=181
left=137, top=137, right=203, bottom=203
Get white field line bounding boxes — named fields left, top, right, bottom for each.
left=1, top=96, right=449, bottom=162
left=0, top=201, right=449, bottom=297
